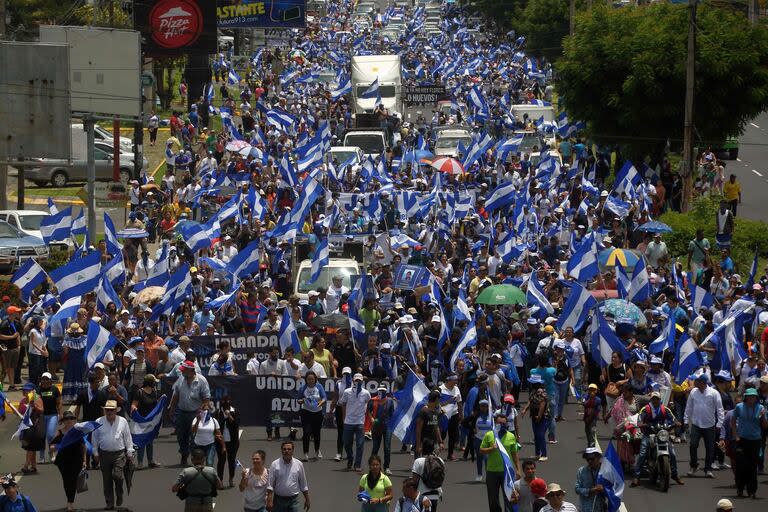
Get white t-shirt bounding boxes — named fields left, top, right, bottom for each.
left=28, top=328, right=46, bottom=356
left=339, top=386, right=371, bottom=425
left=193, top=416, right=220, bottom=446
left=299, top=362, right=327, bottom=378
left=411, top=456, right=444, bottom=496
left=246, top=358, right=260, bottom=375
left=439, top=384, right=462, bottom=418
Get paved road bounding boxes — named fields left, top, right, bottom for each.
left=0, top=396, right=754, bottom=512
left=731, top=110, right=768, bottom=222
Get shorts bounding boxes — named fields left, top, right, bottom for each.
left=2, top=347, right=20, bottom=369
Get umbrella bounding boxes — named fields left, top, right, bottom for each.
left=598, top=248, right=641, bottom=269
left=600, top=299, right=647, bottom=326
left=637, top=221, right=673, bottom=234
left=116, top=228, right=149, bottom=239
left=236, top=144, right=254, bottom=157
left=311, top=313, right=350, bottom=329
left=402, top=149, right=434, bottom=163
left=133, top=286, right=166, bottom=306
left=476, top=284, right=526, bottom=305
left=427, top=156, right=465, bottom=174
left=124, top=456, right=136, bottom=494
left=166, top=136, right=180, bottom=146
left=225, top=140, right=249, bottom=152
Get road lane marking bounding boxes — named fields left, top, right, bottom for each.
left=751, top=122, right=761, bottom=129
left=752, top=170, right=763, bottom=177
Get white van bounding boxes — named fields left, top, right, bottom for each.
left=293, top=258, right=361, bottom=300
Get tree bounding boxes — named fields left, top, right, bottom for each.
left=556, top=3, right=768, bottom=161
left=512, top=0, right=574, bottom=62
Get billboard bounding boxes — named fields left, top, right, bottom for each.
left=404, top=85, right=448, bottom=106
left=40, top=26, right=141, bottom=118
left=0, top=43, right=72, bottom=160
left=135, top=0, right=217, bottom=55
left=217, top=0, right=307, bottom=28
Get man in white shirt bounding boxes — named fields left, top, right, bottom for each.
left=299, top=350, right=327, bottom=378
left=169, top=336, right=192, bottom=367
left=266, top=441, right=310, bottom=512
left=684, top=374, right=724, bottom=477
left=92, top=400, right=135, bottom=510
left=220, top=236, right=239, bottom=263
left=246, top=352, right=260, bottom=375
left=339, top=373, right=371, bottom=471
left=259, top=346, right=288, bottom=441
left=325, top=275, right=349, bottom=314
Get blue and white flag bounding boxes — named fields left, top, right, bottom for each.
left=649, top=316, right=676, bottom=354
left=103, top=251, right=126, bottom=290
left=626, top=258, right=652, bottom=304
left=50, top=251, right=101, bottom=302
left=613, top=160, right=641, bottom=196
left=139, top=244, right=170, bottom=290
left=47, top=197, right=59, bottom=215
left=149, top=263, right=192, bottom=321
left=85, top=319, right=119, bottom=369
left=746, top=247, right=759, bottom=289
left=430, top=280, right=451, bottom=350
left=389, top=368, right=430, bottom=443
left=597, top=442, right=625, bottom=512
left=95, top=275, right=122, bottom=313
left=556, top=281, right=597, bottom=332
left=671, top=333, right=706, bottom=382
left=360, top=78, right=380, bottom=99
left=57, top=420, right=101, bottom=450
left=209, top=283, right=241, bottom=311
left=177, top=222, right=210, bottom=253
left=226, top=239, right=261, bottom=279
left=455, top=286, right=472, bottom=324
left=71, top=209, right=87, bottom=236
left=493, top=428, right=517, bottom=501
left=11, top=259, right=47, bottom=302
left=130, top=395, right=168, bottom=448
left=47, top=295, right=81, bottom=338
left=567, top=232, right=599, bottom=282
left=278, top=307, right=302, bottom=355
left=331, top=75, right=352, bottom=99
left=227, top=69, right=241, bottom=85
left=309, top=238, right=329, bottom=284
left=691, top=285, right=714, bottom=312
left=103, top=212, right=123, bottom=255
left=11, top=403, right=34, bottom=439
left=616, top=263, right=631, bottom=301
left=484, top=182, right=517, bottom=213
left=591, top=311, right=630, bottom=367
left=266, top=108, right=296, bottom=130
left=496, top=135, right=523, bottom=159
left=450, top=319, right=478, bottom=371
left=40, top=207, right=72, bottom=245
left=527, top=274, right=554, bottom=317
left=279, top=155, right=298, bottom=189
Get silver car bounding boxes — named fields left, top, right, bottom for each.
left=0, top=221, right=49, bottom=273
left=24, top=144, right=147, bottom=187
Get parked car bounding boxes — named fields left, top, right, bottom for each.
left=24, top=145, right=145, bottom=187
left=0, top=210, right=71, bottom=252
left=0, top=221, right=49, bottom=273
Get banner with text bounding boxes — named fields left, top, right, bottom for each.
left=403, top=86, right=447, bottom=106
left=186, top=332, right=280, bottom=375
left=217, top=0, right=307, bottom=28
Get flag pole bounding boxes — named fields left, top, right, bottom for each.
left=3, top=394, right=25, bottom=420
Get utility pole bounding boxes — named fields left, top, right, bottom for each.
left=85, top=116, right=97, bottom=243
left=0, top=0, right=7, bottom=211
left=570, top=0, right=576, bottom=36
left=749, top=0, right=758, bottom=25
left=681, top=0, right=696, bottom=212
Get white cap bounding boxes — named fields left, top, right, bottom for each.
left=600, top=190, right=609, bottom=197
left=308, top=290, right=320, bottom=297
left=94, top=362, right=106, bottom=370
left=716, top=499, right=733, bottom=510
left=431, top=315, right=441, bottom=322
left=41, top=372, right=53, bottom=380
left=353, top=373, right=364, bottom=381
left=544, top=316, right=557, bottom=325
left=341, top=366, right=352, bottom=375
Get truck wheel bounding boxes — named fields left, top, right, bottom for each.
left=51, top=171, right=68, bottom=188
left=729, top=149, right=738, bottom=160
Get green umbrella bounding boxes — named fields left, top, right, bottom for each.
left=476, top=284, right=526, bottom=305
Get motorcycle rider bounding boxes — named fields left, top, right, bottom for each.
left=630, top=391, right=685, bottom=487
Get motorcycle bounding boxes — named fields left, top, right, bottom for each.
left=646, top=424, right=672, bottom=492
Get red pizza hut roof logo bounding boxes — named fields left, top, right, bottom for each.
left=149, top=0, right=203, bottom=49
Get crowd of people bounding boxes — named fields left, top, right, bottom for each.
left=1, top=0, right=766, bottom=511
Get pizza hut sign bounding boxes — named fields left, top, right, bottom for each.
left=149, top=0, right=204, bottom=49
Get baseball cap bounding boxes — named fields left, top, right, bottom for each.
left=431, top=315, right=441, bottom=322
left=650, top=391, right=661, bottom=399
left=503, top=394, right=515, bottom=404
left=588, top=383, right=598, bottom=390
left=180, top=360, right=196, bottom=370
left=342, top=367, right=352, bottom=375
left=530, top=478, right=547, bottom=497
left=745, top=387, right=759, bottom=397
left=716, top=499, right=733, bottom=510
left=41, top=372, right=52, bottom=380
left=353, top=373, right=364, bottom=381
left=6, top=306, right=21, bottom=314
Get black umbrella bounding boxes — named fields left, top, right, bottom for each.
left=311, top=313, right=350, bottom=329
left=124, top=455, right=136, bottom=494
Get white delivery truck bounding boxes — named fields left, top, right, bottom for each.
left=351, top=54, right=403, bottom=116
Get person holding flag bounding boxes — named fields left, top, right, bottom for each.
left=479, top=411, right=520, bottom=512
left=574, top=447, right=607, bottom=512
left=50, top=410, right=87, bottom=512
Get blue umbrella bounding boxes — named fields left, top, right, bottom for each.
left=637, top=221, right=673, bottom=234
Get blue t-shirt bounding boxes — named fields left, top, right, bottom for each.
left=531, top=367, right=557, bottom=396
left=733, top=402, right=765, bottom=440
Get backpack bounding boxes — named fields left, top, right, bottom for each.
left=176, top=467, right=217, bottom=501
left=398, top=496, right=423, bottom=511
left=421, top=454, right=445, bottom=489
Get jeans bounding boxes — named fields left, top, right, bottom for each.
left=137, top=442, right=154, bottom=465
left=40, top=413, right=59, bottom=460
left=554, top=381, right=569, bottom=418
left=634, top=436, right=679, bottom=479
left=735, top=438, right=760, bottom=495
left=584, top=420, right=597, bottom=448
left=444, top=415, right=460, bottom=459
left=273, top=494, right=300, bottom=512
left=28, top=353, right=47, bottom=385
left=343, top=423, right=365, bottom=468
left=335, top=407, right=344, bottom=455
left=548, top=396, right=557, bottom=440
left=486, top=471, right=514, bottom=512
left=689, top=425, right=716, bottom=471
left=532, top=419, right=548, bottom=457
left=371, top=426, right=392, bottom=469
left=300, top=409, right=323, bottom=455
left=474, top=438, right=486, bottom=476
left=572, top=366, right=583, bottom=398
left=194, top=442, right=216, bottom=466
left=176, top=410, right=198, bottom=457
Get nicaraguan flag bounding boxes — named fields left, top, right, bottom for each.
left=57, top=420, right=101, bottom=450
left=47, top=295, right=81, bottom=338
left=95, top=275, right=121, bottom=313
left=309, top=238, right=329, bottom=284
left=493, top=429, right=517, bottom=501
left=130, top=395, right=168, bottom=448
left=649, top=316, right=676, bottom=354
left=11, top=259, right=47, bottom=302
left=47, top=197, right=59, bottom=215
left=85, top=319, right=119, bottom=369
left=177, top=222, right=210, bottom=253
left=591, top=311, right=630, bottom=367
left=389, top=368, right=430, bottom=443
left=567, top=232, right=599, bottom=282
left=484, top=182, right=517, bottom=213
left=40, top=206, right=72, bottom=245
left=527, top=273, right=554, bottom=318
left=691, top=285, right=714, bottom=312
left=496, top=135, right=523, bottom=159
left=671, top=332, right=706, bottom=381
left=71, top=208, right=87, bottom=236
left=138, top=244, right=170, bottom=290
left=227, top=69, right=241, bottom=85
left=279, top=155, right=298, bottom=189
left=625, top=257, right=651, bottom=304
left=455, top=286, right=472, bottom=324
left=746, top=247, right=759, bottom=288
left=556, top=281, right=597, bottom=332
left=50, top=251, right=101, bottom=302
left=103, top=251, right=126, bottom=290
left=149, top=263, right=192, bottom=322
left=226, top=238, right=261, bottom=279
left=597, top=442, right=625, bottom=512
left=613, top=160, right=641, bottom=196
left=450, top=318, right=478, bottom=371
left=360, top=78, right=380, bottom=99
left=11, top=403, right=34, bottom=439
left=209, top=282, right=241, bottom=311
left=277, top=307, right=302, bottom=355
left=103, top=212, right=123, bottom=256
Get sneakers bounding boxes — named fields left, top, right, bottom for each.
left=334, top=453, right=342, bottom=461
left=687, top=468, right=698, bottom=477
left=303, top=453, right=309, bottom=462
left=316, top=450, right=323, bottom=460
left=364, top=432, right=372, bottom=440
left=721, top=462, right=731, bottom=470
left=705, top=471, right=715, bottom=478
left=385, top=468, right=392, bottom=476
left=711, top=461, right=720, bottom=470
left=538, top=456, right=549, bottom=462
left=548, top=439, right=558, bottom=444
left=673, top=477, right=685, bottom=485
left=475, top=474, right=483, bottom=482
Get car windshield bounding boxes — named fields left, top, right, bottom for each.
left=0, top=222, right=21, bottom=239
left=18, top=214, right=46, bottom=230
left=345, top=135, right=384, bottom=154
left=297, top=266, right=357, bottom=293
left=436, top=136, right=471, bottom=149
left=330, top=151, right=359, bottom=164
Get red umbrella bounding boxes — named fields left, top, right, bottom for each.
left=427, top=156, right=465, bottom=175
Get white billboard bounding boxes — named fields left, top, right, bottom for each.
left=40, top=26, right=141, bottom=118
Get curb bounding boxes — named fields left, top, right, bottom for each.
left=7, top=195, right=84, bottom=207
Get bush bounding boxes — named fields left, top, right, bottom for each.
left=660, top=195, right=768, bottom=274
